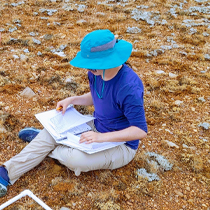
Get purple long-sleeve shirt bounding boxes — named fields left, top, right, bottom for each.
left=88, top=64, right=147, bottom=150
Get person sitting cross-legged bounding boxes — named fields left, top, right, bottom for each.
left=0, top=29, right=147, bottom=197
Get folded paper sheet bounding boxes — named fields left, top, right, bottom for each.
left=35, top=106, right=94, bottom=141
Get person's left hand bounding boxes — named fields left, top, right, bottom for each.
left=79, top=131, right=103, bottom=144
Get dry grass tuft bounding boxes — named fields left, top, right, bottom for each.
left=130, top=176, right=162, bottom=197
left=186, top=53, right=205, bottom=61
left=179, top=34, right=206, bottom=46
left=180, top=154, right=204, bottom=173
left=145, top=77, right=161, bottom=90
left=149, top=98, right=165, bottom=111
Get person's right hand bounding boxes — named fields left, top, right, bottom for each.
left=56, top=97, right=72, bottom=115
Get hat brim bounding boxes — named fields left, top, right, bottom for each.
left=70, top=40, right=132, bottom=69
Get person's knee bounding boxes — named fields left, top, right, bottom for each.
left=56, top=148, right=87, bottom=170
left=67, top=150, right=87, bottom=169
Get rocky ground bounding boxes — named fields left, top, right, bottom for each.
left=0, top=0, right=210, bottom=209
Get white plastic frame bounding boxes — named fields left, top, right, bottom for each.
left=0, top=189, right=52, bottom=210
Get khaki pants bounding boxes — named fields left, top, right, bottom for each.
left=4, top=124, right=136, bottom=185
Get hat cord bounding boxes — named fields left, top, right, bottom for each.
left=94, top=70, right=105, bottom=99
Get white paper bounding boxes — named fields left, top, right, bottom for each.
left=60, top=132, right=125, bottom=154
left=35, top=106, right=93, bottom=140
left=49, top=107, right=95, bottom=134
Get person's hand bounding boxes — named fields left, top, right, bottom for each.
left=56, top=97, right=72, bottom=114
left=79, top=131, right=104, bottom=144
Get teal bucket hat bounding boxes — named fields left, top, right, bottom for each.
left=70, top=29, right=132, bottom=69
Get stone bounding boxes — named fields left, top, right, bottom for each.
left=174, top=190, right=184, bottom=197
left=20, top=87, right=36, bottom=99
left=9, top=27, right=17, bottom=33
left=32, top=38, right=41, bottom=45
left=146, top=152, right=173, bottom=171
left=198, top=97, right=205, bottom=102
left=0, top=125, right=7, bottom=133
left=78, top=4, right=86, bottom=12
left=169, top=72, right=177, bottom=78
left=186, top=186, right=190, bottom=191
left=155, top=70, right=165, bottom=74
left=76, top=19, right=87, bottom=25
left=126, top=26, right=141, bottom=34
left=20, top=54, right=28, bottom=62
left=136, top=168, right=160, bottom=182
left=174, top=100, right=183, bottom=106
left=198, top=122, right=210, bottom=130
left=43, top=34, right=53, bottom=40
left=54, top=52, right=66, bottom=57
left=13, top=55, right=19, bottom=59
left=182, top=144, right=189, bottom=149
left=162, top=140, right=179, bottom=149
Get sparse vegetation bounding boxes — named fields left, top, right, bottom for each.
left=0, top=0, right=209, bottom=209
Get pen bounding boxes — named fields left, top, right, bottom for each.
left=56, top=106, right=63, bottom=111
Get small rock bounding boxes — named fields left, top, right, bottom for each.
left=203, top=32, right=209, bottom=37
left=174, top=100, right=183, bottom=106
left=96, top=12, right=105, bottom=16
left=76, top=19, right=87, bottom=25
left=9, top=27, right=17, bottom=33
left=198, top=122, right=210, bottom=130
left=165, top=129, right=173, bottom=134
left=182, top=144, right=189, bottom=149
left=43, top=34, right=53, bottom=40
left=0, top=125, right=7, bottom=133
left=198, top=97, right=205, bottom=102
left=174, top=190, right=184, bottom=197
left=189, top=146, right=196, bottom=150
left=186, top=186, right=190, bottom=191
left=20, top=87, right=36, bottom=99
left=20, top=54, right=28, bottom=62
left=162, top=140, right=179, bottom=149
left=65, top=77, right=72, bottom=83
left=188, top=199, right=194, bottom=204
left=23, top=49, right=29, bottom=53
left=54, top=52, right=66, bottom=57
left=179, top=51, right=187, bottom=56
left=13, top=55, right=19, bottom=59
left=127, top=201, right=133, bottom=206
left=191, top=107, right=195, bottom=111
left=204, top=54, right=210, bottom=60
left=136, top=168, right=160, bottom=182
left=78, top=5, right=86, bottom=12
left=125, top=194, right=131, bottom=199
left=29, top=32, right=36, bottom=36
left=87, top=192, right=92, bottom=197
left=32, top=38, right=41, bottom=45
left=146, top=152, right=173, bottom=171
left=169, top=72, right=177, bottom=78
left=155, top=70, right=165, bottom=74
left=126, top=26, right=141, bottom=34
